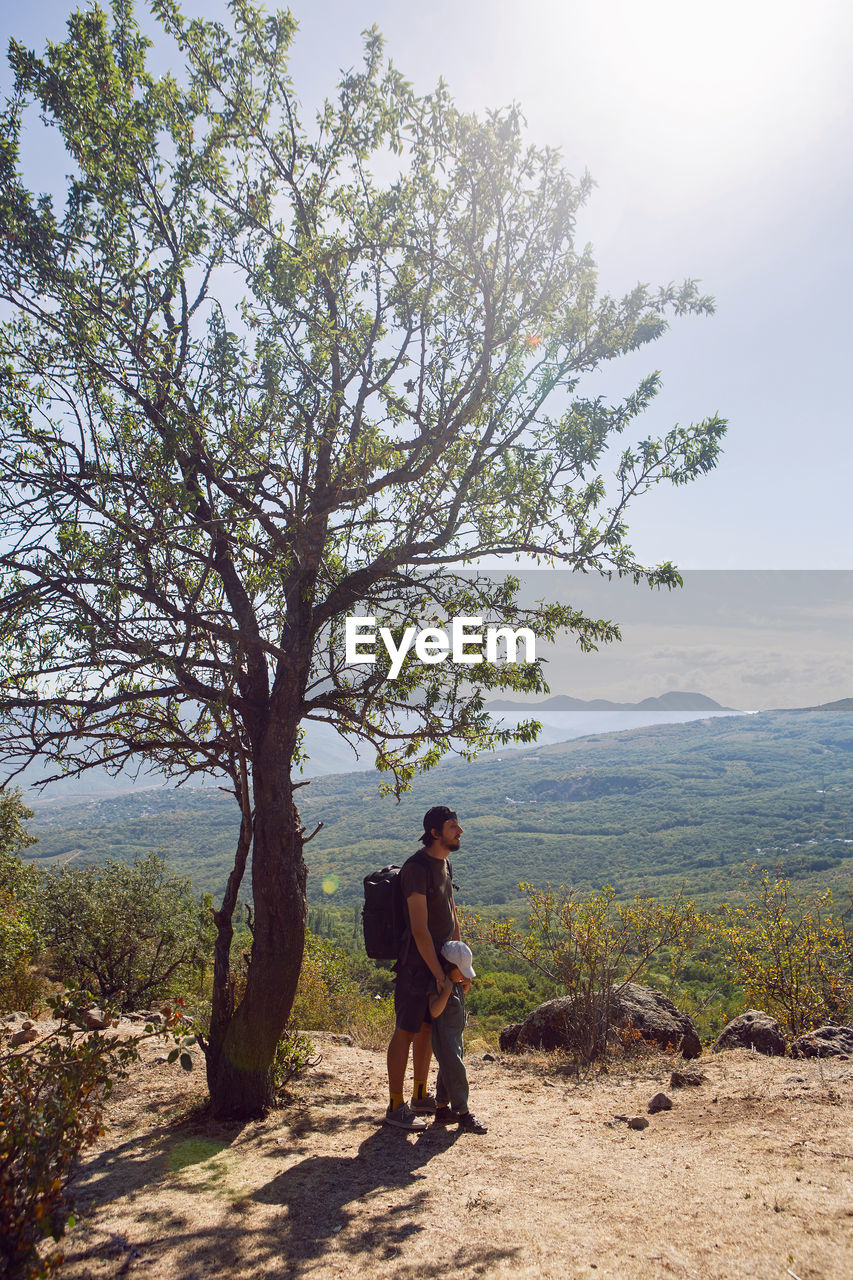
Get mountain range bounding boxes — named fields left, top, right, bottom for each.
left=24, top=702, right=853, bottom=911
left=486, top=691, right=738, bottom=712
left=15, top=690, right=743, bottom=796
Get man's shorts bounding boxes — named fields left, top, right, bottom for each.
left=394, top=960, right=433, bottom=1034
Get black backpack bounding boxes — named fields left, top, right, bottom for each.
left=362, top=852, right=453, bottom=962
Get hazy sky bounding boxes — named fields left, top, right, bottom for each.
left=5, top=0, right=849, bottom=572
left=3, top=2, right=852, bottom=580
left=514, top=570, right=853, bottom=709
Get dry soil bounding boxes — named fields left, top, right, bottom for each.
left=43, top=1025, right=853, bottom=1280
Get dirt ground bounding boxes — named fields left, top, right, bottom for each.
left=44, top=1025, right=853, bottom=1280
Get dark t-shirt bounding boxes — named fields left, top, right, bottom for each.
left=399, top=851, right=455, bottom=959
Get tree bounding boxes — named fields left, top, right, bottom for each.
left=0, top=789, right=37, bottom=863
left=39, top=852, right=215, bottom=1011
left=0, top=0, right=725, bottom=1115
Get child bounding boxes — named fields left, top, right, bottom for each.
left=428, top=940, right=488, bottom=1134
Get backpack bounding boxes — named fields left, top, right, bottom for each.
left=362, top=851, right=453, bottom=962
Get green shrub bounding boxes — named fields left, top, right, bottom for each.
left=0, top=994, right=141, bottom=1280
left=289, top=932, right=396, bottom=1050
left=714, top=868, right=853, bottom=1038
left=40, top=853, right=215, bottom=1011
left=466, top=970, right=534, bottom=1024
left=472, top=883, right=700, bottom=1065
left=0, top=791, right=44, bottom=1014
left=0, top=904, right=44, bottom=1015
left=271, top=1030, right=319, bottom=1099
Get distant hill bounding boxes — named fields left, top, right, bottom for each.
left=13, top=691, right=740, bottom=797
left=24, top=704, right=853, bottom=910
left=796, top=698, right=853, bottom=713
left=487, top=690, right=738, bottom=712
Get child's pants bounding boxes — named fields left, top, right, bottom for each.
left=431, top=981, right=468, bottom=1113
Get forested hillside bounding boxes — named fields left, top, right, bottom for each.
left=25, top=705, right=853, bottom=912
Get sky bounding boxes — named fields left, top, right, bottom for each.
left=513, top=569, right=853, bottom=708
left=3, top=0, right=851, bottom=571
left=2, top=0, right=852, bottom=715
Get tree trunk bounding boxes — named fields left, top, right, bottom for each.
left=205, top=795, right=252, bottom=1101
left=207, top=738, right=307, bottom=1118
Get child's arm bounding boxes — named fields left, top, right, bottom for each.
left=428, top=975, right=452, bottom=1019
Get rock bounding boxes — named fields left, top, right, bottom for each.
left=498, top=1022, right=524, bottom=1052
left=499, top=983, right=701, bottom=1058
left=81, top=1008, right=110, bottom=1031
left=10, top=1028, right=39, bottom=1046
left=670, top=1068, right=706, bottom=1088
left=482, top=1052, right=496, bottom=1062
left=627, top=1116, right=649, bottom=1131
left=648, top=1092, right=672, bottom=1114
left=21, top=1020, right=35, bottom=1031
left=612, top=985, right=702, bottom=1059
left=713, top=1010, right=786, bottom=1056
left=789, top=1025, right=853, bottom=1059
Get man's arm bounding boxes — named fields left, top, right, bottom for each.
left=450, top=893, right=472, bottom=992
left=407, top=891, right=445, bottom=983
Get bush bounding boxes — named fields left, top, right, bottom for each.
left=465, top=970, right=533, bottom=1024
left=289, top=932, right=395, bottom=1050
left=0, top=903, right=43, bottom=1015
left=0, top=791, right=44, bottom=1014
left=471, top=883, right=700, bottom=1065
left=40, top=853, right=215, bottom=1012
left=0, top=994, right=141, bottom=1280
left=714, top=868, right=853, bottom=1038
left=271, top=1031, right=320, bottom=1099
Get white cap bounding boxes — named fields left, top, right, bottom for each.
left=441, top=939, right=475, bottom=980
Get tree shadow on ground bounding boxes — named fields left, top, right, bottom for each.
left=67, top=1115, right=519, bottom=1278
left=64, top=1112, right=253, bottom=1253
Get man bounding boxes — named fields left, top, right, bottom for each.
left=384, top=805, right=466, bottom=1130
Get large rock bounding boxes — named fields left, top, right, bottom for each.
left=9, top=1028, right=39, bottom=1046
left=81, top=1008, right=111, bottom=1031
left=613, top=985, right=702, bottom=1059
left=499, top=982, right=701, bottom=1058
left=788, top=1025, right=853, bottom=1059
left=713, top=1010, right=786, bottom=1056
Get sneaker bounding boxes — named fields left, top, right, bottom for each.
left=384, top=1102, right=427, bottom=1131
left=456, top=1110, right=488, bottom=1134
left=433, top=1105, right=456, bottom=1124
left=409, top=1090, right=437, bottom=1114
